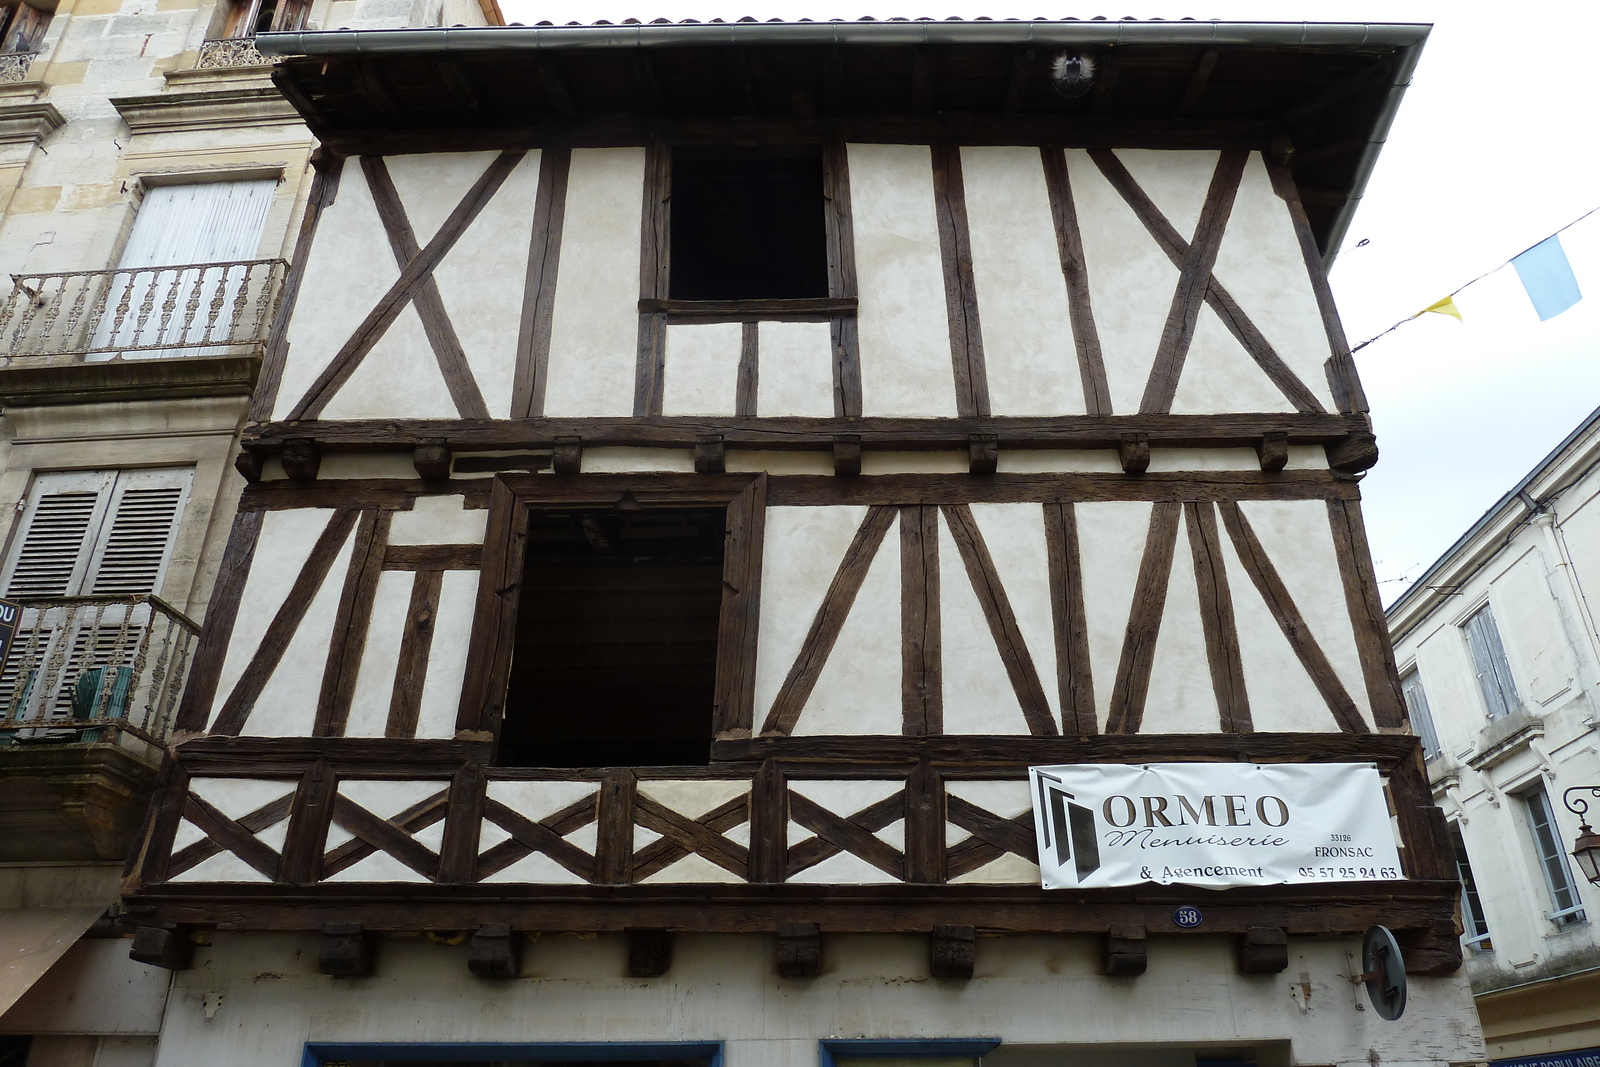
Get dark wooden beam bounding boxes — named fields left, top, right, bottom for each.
left=628, top=928, right=673, bottom=976
left=777, top=922, right=821, bottom=976
left=1237, top=926, right=1288, bottom=974
left=930, top=924, right=975, bottom=979
left=1176, top=49, right=1220, bottom=117
left=467, top=923, right=520, bottom=978
left=129, top=926, right=193, bottom=971
left=1003, top=46, right=1035, bottom=116
left=319, top=922, right=376, bottom=977
left=1104, top=925, right=1147, bottom=975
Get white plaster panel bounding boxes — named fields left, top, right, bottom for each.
left=637, top=779, right=749, bottom=820
left=1074, top=501, right=1154, bottom=732
left=481, top=851, right=586, bottom=884
left=860, top=451, right=968, bottom=475
left=1170, top=304, right=1296, bottom=415
left=415, top=570, right=479, bottom=739
left=485, top=780, right=599, bottom=825
left=960, top=146, right=1084, bottom=416
left=239, top=527, right=357, bottom=737
left=170, top=819, right=206, bottom=854
left=996, top=449, right=1121, bottom=473
left=633, top=826, right=662, bottom=851
left=1209, top=153, right=1338, bottom=411
left=725, top=451, right=834, bottom=475
left=640, top=853, right=744, bottom=884
left=187, top=778, right=295, bottom=821
left=753, top=506, right=868, bottom=722
left=1239, top=499, right=1372, bottom=726
left=344, top=570, right=412, bottom=738
left=1139, top=517, right=1222, bottom=734
left=168, top=848, right=269, bottom=883
left=325, top=850, right=428, bottom=883
left=274, top=163, right=400, bottom=420
left=786, top=845, right=897, bottom=884
left=413, top=821, right=446, bottom=853
left=787, top=780, right=904, bottom=884
left=1287, top=445, right=1329, bottom=470
left=874, top=819, right=905, bottom=852
left=796, top=525, right=900, bottom=735
left=946, top=780, right=1032, bottom=823
left=969, top=505, right=1059, bottom=731
left=387, top=494, right=488, bottom=545
left=1220, top=509, right=1350, bottom=733
left=1147, top=447, right=1261, bottom=471
left=478, top=820, right=512, bottom=851
left=848, top=143, right=958, bottom=417
left=543, top=147, right=648, bottom=417
left=320, top=303, right=459, bottom=420
left=757, top=321, right=834, bottom=416
left=1113, top=149, right=1220, bottom=239
left=339, top=779, right=445, bottom=820
left=949, top=851, right=1041, bottom=885
left=579, top=447, right=696, bottom=473
left=1063, top=150, right=1173, bottom=414
left=313, top=454, right=421, bottom=480
left=210, top=508, right=334, bottom=726
left=940, top=511, right=1031, bottom=736
left=662, top=322, right=741, bottom=416
left=383, top=151, right=505, bottom=246
left=428, top=151, right=543, bottom=417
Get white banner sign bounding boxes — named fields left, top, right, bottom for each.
left=1029, top=762, right=1403, bottom=889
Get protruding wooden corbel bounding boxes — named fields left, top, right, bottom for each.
left=1103, top=924, right=1147, bottom=975
left=281, top=438, right=321, bottom=481
left=627, top=928, right=673, bottom=977
left=129, top=926, right=194, bottom=971
left=776, top=922, right=821, bottom=977
left=1397, top=918, right=1464, bottom=976
left=467, top=924, right=520, bottom=978
left=968, top=434, right=998, bottom=476
left=1119, top=433, right=1150, bottom=475
left=1237, top=926, right=1288, bottom=974
left=694, top=435, right=726, bottom=475
left=318, top=922, right=375, bottom=977
left=930, top=924, right=975, bottom=979
left=233, top=449, right=265, bottom=483
left=1256, top=432, right=1289, bottom=473
left=413, top=440, right=452, bottom=481
left=832, top=436, right=861, bottom=477
left=1326, top=430, right=1379, bottom=474
left=552, top=436, right=582, bottom=477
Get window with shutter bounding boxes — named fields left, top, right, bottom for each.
left=0, top=469, right=191, bottom=725
left=1399, top=669, right=1442, bottom=761
left=1461, top=604, right=1519, bottom=721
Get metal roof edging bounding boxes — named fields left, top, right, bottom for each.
left=253, top=21, right=1433, bottom=57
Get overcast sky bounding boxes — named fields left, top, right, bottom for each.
left=503, top=0, right=1600, bottom=603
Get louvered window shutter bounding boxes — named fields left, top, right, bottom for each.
left=117, top=180, right=277, bottom=269
left=1463, top=605, right=1519, bottom=720
left=1, top=468, right=190, bottom=598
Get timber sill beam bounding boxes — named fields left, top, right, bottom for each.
left=243, top=413, right=1373, bottom=458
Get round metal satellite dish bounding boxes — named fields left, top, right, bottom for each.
left=1361, top=925, right=1407, bottom=1020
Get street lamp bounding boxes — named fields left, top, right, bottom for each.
left=1565, top=787, right=1600, bottom=886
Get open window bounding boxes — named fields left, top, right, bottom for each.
left=669, top=147, right=828, bottom=301
left=214, top=0, right=309, bottom=38
left=0, top=0, right=50, bottom=53
left=472, top=476, right=764, bottom=769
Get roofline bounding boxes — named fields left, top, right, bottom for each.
left=1385, top=401, right=1600, bottom=630
left=256, top=19, right=1430, bottom=268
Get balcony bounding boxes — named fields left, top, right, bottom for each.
left=195, top=38, right=269, bottom=69
left=0, top=259, right=288, bottom=365
left=0, top=51, right=40, bottom=84
left=0, top=596, right=200, bottom=861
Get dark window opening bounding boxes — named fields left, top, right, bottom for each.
left=669, top=148, right=828, bottom=301
left=1449, top=824, right=1492, bottom=951
left=498, top=507, right=726, bottom=768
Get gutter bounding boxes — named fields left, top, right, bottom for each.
left=256, top=18, right=1429, bottom=265
left=254, top=21, right=1432, bottom=55
left=1386, top=402, right=1600, bottom=632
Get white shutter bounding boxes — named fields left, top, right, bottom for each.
left=86, top=469, right=191, bottom=595
left=1, top=468, right=190, bottom=599
left=118, top=179, right=278, bottom=269
left=2, top=471, right=116, bottom=597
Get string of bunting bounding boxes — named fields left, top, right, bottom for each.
left=1350, top=205, right=1599, bottom=354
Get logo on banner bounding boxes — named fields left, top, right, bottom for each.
left=1028, top=763, right=1404, bottom=890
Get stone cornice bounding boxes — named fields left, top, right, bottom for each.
left=0, top=100, right=62, bottom=147
left=111, top=85, right=301, bottom=134
left=0, top=353, right=261, bottom=407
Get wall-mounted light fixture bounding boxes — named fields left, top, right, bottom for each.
left=1565, top=787, right=1600, bottom=885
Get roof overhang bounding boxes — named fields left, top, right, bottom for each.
left=257, top=19, right=1430, bottom=264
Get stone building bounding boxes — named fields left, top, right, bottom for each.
left=0, top=0, right=490, bottom=1059
left=1388, top=406, right=1600, bottom=1067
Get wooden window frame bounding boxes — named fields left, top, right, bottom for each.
left=455, top=473, right=767, bottom=754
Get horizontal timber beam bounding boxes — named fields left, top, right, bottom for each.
left=125, top=878, right=1460, bottom=943
left=244, top=413, right=1370, bottom=454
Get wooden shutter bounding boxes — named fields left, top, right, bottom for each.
left=1399, top=670, right=1442, bottom=761
left=1462, top=605, right=1519, bottom=720
left=117, top=180, right=277, bottom=269
left=1, top=468, right=191, bottom=599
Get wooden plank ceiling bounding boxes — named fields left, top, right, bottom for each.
left=274, top=38, right=1403, bottom=253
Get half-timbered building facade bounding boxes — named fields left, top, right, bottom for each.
left=122, top=19, right=1485, bottom=1067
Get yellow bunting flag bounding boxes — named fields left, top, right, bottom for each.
left=1416, top=295, right=1463, bottom=322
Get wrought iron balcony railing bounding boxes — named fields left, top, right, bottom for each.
left=0, top=51, right=40, bottom=84
left=0, top=595, right=200, bottom=746
left=0, top=259, right=288, bottom=363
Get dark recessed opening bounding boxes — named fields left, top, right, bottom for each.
left=498, top=507, right=725, bottom=768
left=669, top=148, right=829, bottom=300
